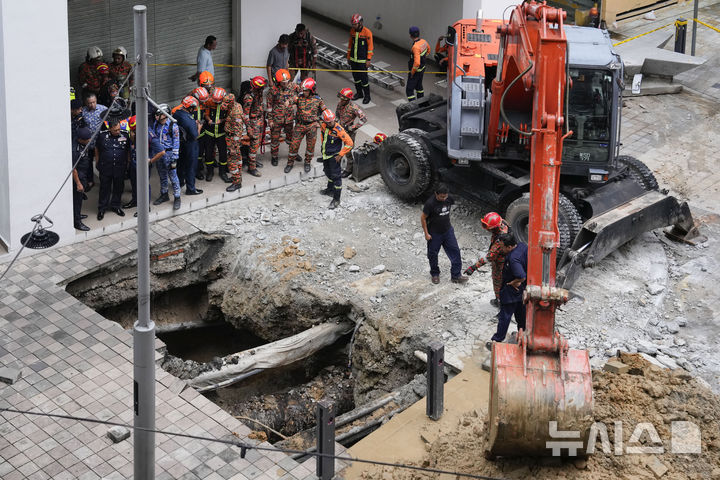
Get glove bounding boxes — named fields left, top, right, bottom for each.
left=464, top=264, right=477, bottom=276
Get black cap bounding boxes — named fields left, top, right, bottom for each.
left=76, top=127, right=92, bottom=140
left=71, top=99, right=82, bottom=110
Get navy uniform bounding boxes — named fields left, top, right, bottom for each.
left=407, top=29, right=430, bottom=101
left=491, top=242, right=528, bottom=343
left=319, top=121, right=353, bottom=208
left=95, top=129, right=130, bottom=219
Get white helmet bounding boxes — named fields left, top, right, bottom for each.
left=113, top=46, right=127, bottom=58
left=154, top=103, right=169, bottom=116
left=87, top=46, right=103, bottom=61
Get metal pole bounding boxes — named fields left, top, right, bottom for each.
left=133, top=5, right=155, bottom=480
left=691, top=0, right=699, bottom=56
left=316, top=400, right=335, bottom=480
left=426, top=341, right=444, bottom=420
left=674, top=18, right=687, bottom=54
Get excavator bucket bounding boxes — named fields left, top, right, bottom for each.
left=486, top=342, right=594, bottom=457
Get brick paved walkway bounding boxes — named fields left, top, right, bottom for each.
left=0, top=217, right=340, bottom=479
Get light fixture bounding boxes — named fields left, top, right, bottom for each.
left=20, top=214, right=59, bottom=249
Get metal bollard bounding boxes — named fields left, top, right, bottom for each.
left=675, top=18, right=688, bottom=53
left=426, top=341, right=444, bottom=420
left=316, top=399, right=335, bottom=480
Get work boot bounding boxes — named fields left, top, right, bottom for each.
left=489, top=298, right=500, bottom=308
left=352, top=91, right=363, bottom=100
left=153, top=192, right=169, bottom=205
left=173, top=196, right=181, bottom=210
left=195, top=169, right=204, bottom=180
left=219, top=165, right=232, bottom=183
left=328, top=198, right=341, bottom=209
left=284, top=164, right=294, bottom=174
left=341, top=170, right=351, bottom=178
left=362, top=96, right=371, bottom=105
left=320, top=187, right=333, bottom=196
left=271, top=157, right=279, bottom=166
left=431, top=276, right=439, bottom=284
left=205, top=165, right=214, bottom=182
left=226, top=182, right=242, bottom=192
left=451, top=276, right=469, bottom=284
left=304, top=163, right=312, bottom=173
left=256, top=159, right=264, bottom=169
left=248, top=168, right=262, bottom=177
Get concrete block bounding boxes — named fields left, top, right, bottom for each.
left=603, top=360, right=630, bottom=374
left=0, top=366, right=22, bottom=385
left=107, top=425, right=130, bottom=443
left=645, top=455, right=668, bottom=478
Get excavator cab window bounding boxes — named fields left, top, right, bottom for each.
left=564, top=68, right=613, bottom=164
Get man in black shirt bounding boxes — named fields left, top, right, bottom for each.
left=420, top=183, right=468, bottom=285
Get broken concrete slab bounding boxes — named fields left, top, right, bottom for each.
left=604, top=360, right=630, bottom=374
left=616, top=29, right=706, bottom=79
left=644, top=454, right=669, bottom=478
left=0, top=365, right=22, bottom=385
left=639, top=353, right=668, bottom=369
left=107, top=426, right=131, bottom=443
left=656, top=353, right=679, bottom=369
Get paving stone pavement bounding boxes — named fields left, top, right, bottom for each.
left=0, top=216, right=347, bottom=479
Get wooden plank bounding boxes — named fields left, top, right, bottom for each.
left=601, top=0, right=686, bottom=25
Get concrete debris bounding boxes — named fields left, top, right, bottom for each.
left=603, top=360, right=630, bottom=374
left=107, top=426, right=131, bottom=443
left=636, top=340, right=658, bottom=355
left=646, top=283, right=664, bottom=295
left=371, top=265, right=386, bottom=275
left=644, top=455, right=668, bottom=478
left=664, top=321, right=680, bottom=334
left=655, top=353, right=680, bottom=370
left=349, top=265, right=361, bottom=272
left=0, top=365, right=22, bottom=385
left=343, top=246, right=357, bottom=259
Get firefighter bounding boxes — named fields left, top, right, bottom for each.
left=463, top=212, right=511, bottom=306
left=78, top=46, right=103, bottom=98
left=223, top=94, right=245, bottom=192
left=318, top=109, right=353, bottom=209
left=407, top=26, right=430, bottom=101
left=434, top=35, right=449, bottom=71
left=335, top=87, right=367, bottom=178
left=241, top=76, right=267, bottom=177
left=109, top=46, right=132, bottom=99
left=191, top=86, right=210, bottom=180
left=267, top=69, right=301, bottom=167
left=202, top=87, right=231, bottom=183
left=347, top=14, right=374, bottom=104
left=198, top=71, right=215, bottom=95
left=286, top=78, right=327, bottom=174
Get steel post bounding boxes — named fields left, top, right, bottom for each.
left=426, top=341, right=444, bottom=420
left=133, top=5, right=155, bottom=480
left=691, top=0, right=699, bottom=56
left=316, top=400, right=335, bottom=480
left=674, top=18, right=687, bottom=54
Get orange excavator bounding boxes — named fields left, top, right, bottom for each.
left=483, top=2, right=593, bottom=457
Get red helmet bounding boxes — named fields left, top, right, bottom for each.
left=192, top=87, right=210, bottom=103
left=182, top=96, right=199, bottom=109
left=301, top=77, right=316, bottom=91
left=275, top=69, right=291, bottom=83
left=199, top=71, right=214, bottom=87
left=127, top=115, right=137, bottom=130
left=321, top=109, right=336, bottom=123
left=338, top=88, right=353, bottom=99
left=481, top=212, right=503, bottom=230
left=351, top=14, right=363, bottom=24
left=211, top=87, right=226, bottom=104
left=96, top=63, right=110, bottom=74
left=251, top=76, right=267, bottom=88
left=373, top=133, right=387, bottom=144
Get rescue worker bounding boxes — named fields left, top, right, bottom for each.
left=198, top=71, right=215, bottom=95
left=287, top=77, right=327, bottom=174
left=267, top=69, right=301, bottom=167
left=318, top=109, right=353, bottom=209
left=241, top=76, right=267, bottom=177
left=72, top=127, right=93, bottom=231
left=407, top=26, right=430, bottom=101
left=95, top=119, right=131, bottom=220
left=96, top=64, right=113, bottom=107
left=151, top=104, right=182, bottom=210
left=347, top=14, right=374, bottom=104
left=191, top=86, right=210, bottom=180
left=174, top=96, right=204, bottom=195
left=434, top=35, right=449, bottom=71
left=374, top=133, right=387, bottom=144
left=202, top=87, right=231, bottom=183
left=288, top=23, right=318, bottom=81
left=335, top=87, right=367, bottom=178
left=78, top=46, right=103, bottom=98
left=109, top=46, right=132, bottom=99
left=223, top=93, right=245, bottom=192
left=463, top=212, right=511, bottom=306
left=487, top=234, right=527, bottom=349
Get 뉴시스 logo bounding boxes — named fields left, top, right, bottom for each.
left=546, top=420, right=701, bottom=456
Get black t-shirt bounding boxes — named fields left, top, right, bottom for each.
left=423, top=195, right=455, bottom=234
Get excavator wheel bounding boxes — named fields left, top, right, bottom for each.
left=378, top=132, right=432, bottom=201
left=399, top=128, right=439, bottom=198
left=617, top=155, right=659, bottom=191
left=505, top=193, right=582, bottom=261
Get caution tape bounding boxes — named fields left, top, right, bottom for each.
left=148, top=62, right=446, bottom=75
left=694, top=17, right=720, bottom=34
left=612, top=22, right=673, bottom=46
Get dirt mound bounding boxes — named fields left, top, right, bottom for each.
left=361, top=354, right=720, bottom=479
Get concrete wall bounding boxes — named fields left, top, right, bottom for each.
left=0, top=0, right=74, bottom=253
left=238, top=0, right=301, bottom=84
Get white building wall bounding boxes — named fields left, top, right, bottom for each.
left=238, top=0, right=302, bottom=83
left=0, top=0, right=74, bottom=252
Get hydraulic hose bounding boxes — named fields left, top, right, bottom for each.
left=500, top=61, right=534, bottom=136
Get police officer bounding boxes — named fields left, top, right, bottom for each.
left=151, top=105, right=183, bottom=210
left=318, top=109, right=353, bottom=209
left=73, top=127, right=93, bottom=230
left=407, top=26, right=430, bottom=101
left=95, top=119, right=131, bottom=220
left=174, top=96, right=204, bottom=195
left=347, top=14, right=374, bottom=104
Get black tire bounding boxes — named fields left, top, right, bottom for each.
left=378, top=133, right=432, bottom=201
left=395, top=128, right=438, bottom=199
left=504, top=193, right=582, bottom=261
left=395, top=101, right=422, bottom=124
left=617, top=155, right=659, bottom=191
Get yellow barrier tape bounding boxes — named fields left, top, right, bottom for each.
left=612, top=23, right=673, bottom=47
left=695, top=17, right=720, bottom=34
left=148, top=63, right=447, bottom=75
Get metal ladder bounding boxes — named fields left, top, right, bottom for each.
left=315, top=37, right=405, bottom=90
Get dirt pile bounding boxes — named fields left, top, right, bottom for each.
left=359, top=354, right=720, bottom=479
